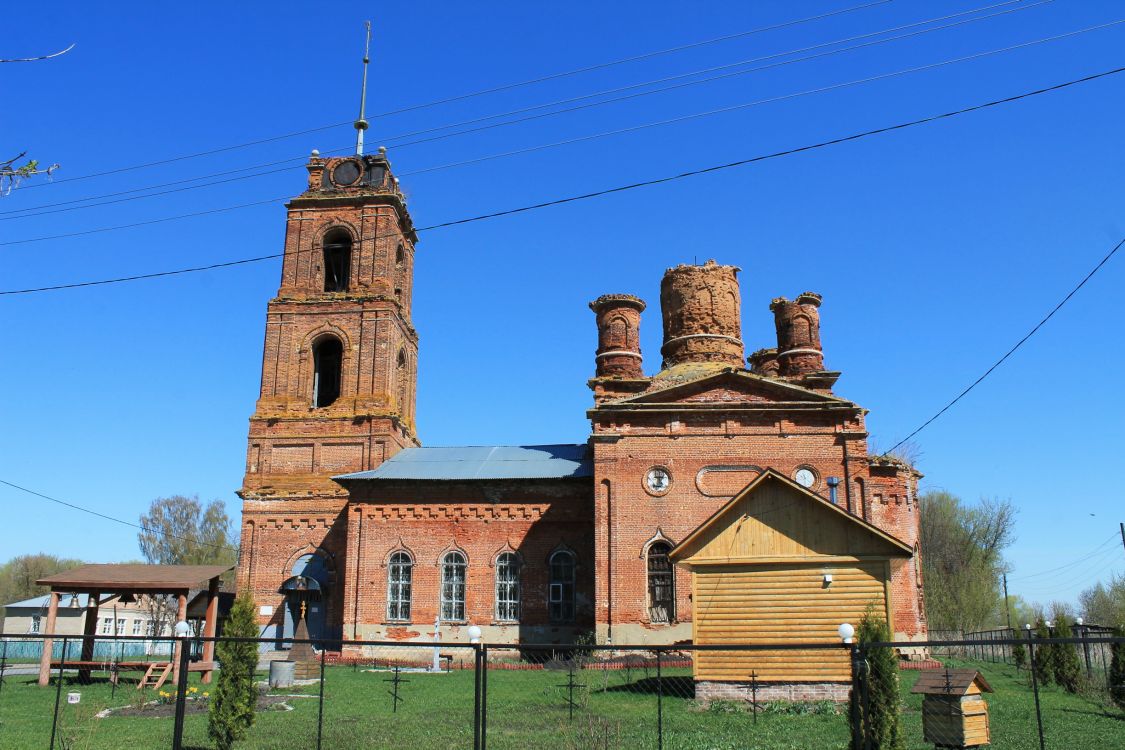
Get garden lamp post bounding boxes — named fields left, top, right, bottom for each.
left=838, top=623, right=855, bottom=644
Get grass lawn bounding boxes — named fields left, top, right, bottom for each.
left=0, top=658, right=1120, bottom=749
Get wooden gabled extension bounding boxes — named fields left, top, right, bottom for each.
left=671, top=470, right=912, bottom=695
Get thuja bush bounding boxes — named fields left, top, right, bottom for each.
left=1110, top=627, right=1125, bottom=710
left=1051, top=616, right=1082, bottom=693
left=208, top=591, right=259, bottom=750
left=849, top=610, right=905, bottom=750
left=1031, top=619, right=1053, bottom=687
left=1012, top=638, right=1027, bottom=671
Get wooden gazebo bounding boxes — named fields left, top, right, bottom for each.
left=35, top=564, right=231, bottom=687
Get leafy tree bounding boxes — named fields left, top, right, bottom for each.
left=0, top=554, right=84, bottom=606
left=1109, top=627, right=1125, bottom=710
left=208, top=591, right=258, bottom=749
left=1031, top=618, right=1053, bottom=687
left=919, top=492, right=1016, bottom=632
left=1051, top=615, right=1082, bottom=693
left=849, top=609, right=904, bottom=750
left=1078, top=574, right=1125, bottom=627
left=137, top=495, right=237, bottom=567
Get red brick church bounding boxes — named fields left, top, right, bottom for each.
left=236, top=148, right=927, bottom=650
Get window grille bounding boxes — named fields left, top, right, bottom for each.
left=30, top=615, right=41, bottom=634
left=647, top=541, right=675, bottom=623
left=495, top=553, right=520, bottom=622
left=440, top=551, right=467, bottom=622
left=387, top=551, right=413, bottom=621
left=133, top=620, right=143, bottom=636
left=548, top=550, right=576, bottom=623
left=100, top=617, right=113, bottom=635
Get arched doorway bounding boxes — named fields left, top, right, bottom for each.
left=279, top=552, right=331, bottom=647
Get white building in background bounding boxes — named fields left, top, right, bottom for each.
left=2, top=593, right=171, bottom=638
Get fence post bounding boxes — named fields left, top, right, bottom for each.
left=473, top=646, right=482, bottom=750
left=480, top=644, right=488, bottom=750
left=849, top=644, right=862, bottom=750
left=316, top=643, right=327, bottom=750
left=1078, top=624, right=1093, bottom=680
left=1027, top=632, right=1046, bottom=750
left=49, top=636, right=68, bottom=750
left=656, top=650, right=663, bottom=750
left=860, top=645, right=873, bottom=750
left=0, top=637, right=7, bottom=697
left=171, top=633, right=192, bottom=750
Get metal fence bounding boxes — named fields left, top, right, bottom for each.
left=0, top=632, right=1121, bottom=749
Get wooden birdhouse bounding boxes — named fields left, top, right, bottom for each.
left=911, top=669, right=993, bottom=748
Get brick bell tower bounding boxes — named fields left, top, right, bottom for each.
left=237, top=141, right=421, bottom=641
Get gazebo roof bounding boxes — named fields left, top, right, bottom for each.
left=36, top=564, right=232, bottom=593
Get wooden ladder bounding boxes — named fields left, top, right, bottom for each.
left=137, top=662, right=173, bottom=690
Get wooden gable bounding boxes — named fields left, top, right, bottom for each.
left=671, top=469, right=911, bottom=566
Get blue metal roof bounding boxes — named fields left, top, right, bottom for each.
left=335, top=444, right=592, bottom=481
left=4, top=593, right=91, bottom=609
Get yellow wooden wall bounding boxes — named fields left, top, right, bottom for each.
left=693, top=561, right=888, bottom=682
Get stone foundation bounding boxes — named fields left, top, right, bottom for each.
left=697, top=680, right=851, bottom=703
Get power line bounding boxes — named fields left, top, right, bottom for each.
left=375, top=0, right=1049, bottom=148
left=396, top=16, right=1120, bottom=176
left=1, top=0, right=1039, bottom=220
left=4, top=63, right=1125, bottom=295
left=1009, top=533, right=1121, bottom=580
left=0, top=478, right=239, bottom=553
left=19, top=1, right=888, bottom=190
left=885, top=233, right=1125, bottom=454
left=6, top=13, right=1120, bottom=239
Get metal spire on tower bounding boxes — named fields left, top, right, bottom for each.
left=354, top=21, right=372, bottom=155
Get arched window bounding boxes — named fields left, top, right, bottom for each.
left=387, top=552, right=412, bottom=622
left=323, top=229, right=352, bottom=292
left=548, top=550, right=576, bottom=623
left=647, top=542, right=674, bottom=623
left=395, top=243, right=405, bottom=267
left=440, top=551, right=467, bottom=621
left=495, top=553, right=520, bottom=622
left=312, top=336, right=343, bottom=408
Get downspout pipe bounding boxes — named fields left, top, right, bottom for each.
left=841, top=435, right=854, bottom=513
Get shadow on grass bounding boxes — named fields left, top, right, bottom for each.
left=1057, top=706, right=1125, bottom=722
left=598, top=675, right=695, bottom=698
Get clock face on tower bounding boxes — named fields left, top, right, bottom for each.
left=645, top=467, right=672, bottom=496
left=794, top=468, right=817, bottom=488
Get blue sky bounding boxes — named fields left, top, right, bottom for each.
left=3, top=1, right=1123, bottom=611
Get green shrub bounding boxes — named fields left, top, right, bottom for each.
left=208, top=591, right=259, bottom=750
left=1051, top=616, right=1082, bottom=693
left=1031, top=619, right=1053, bottom=687
left=1012, top=638, right=1027, bottom=670
left=1110, top=627, right=1125, bottom=710
left=849, top=609, right=904, bottom=750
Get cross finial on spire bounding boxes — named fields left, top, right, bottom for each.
left=355, top=20, right=372, bottom=155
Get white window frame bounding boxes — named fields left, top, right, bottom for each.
left=387, top=551, right=413, bottom=622
left=494, top=553, right=520, bottom=622
left=440, top=551, right=467, bottom=622
left=30, top=614, right=41, bottom=634
left=548, top=550, right=576, bottom=624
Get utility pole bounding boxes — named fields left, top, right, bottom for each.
left=1120, top=522, right=1124, bottom=556
left=1002, top=573, right=1013, bottom=632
